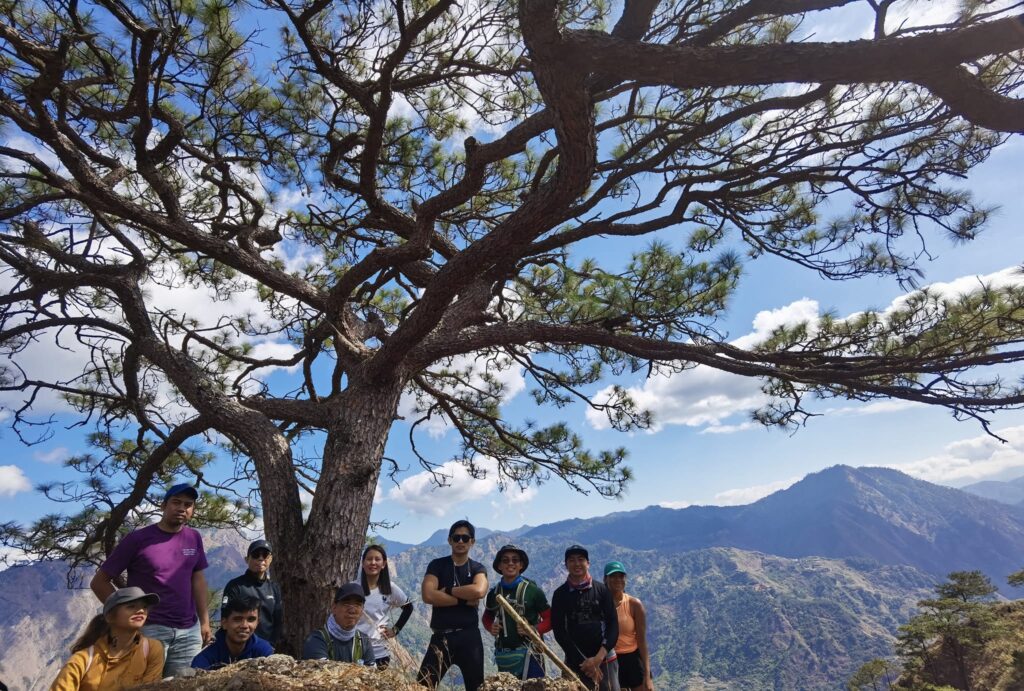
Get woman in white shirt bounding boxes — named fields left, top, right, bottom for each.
left=357, top=544, right=415, bottom=668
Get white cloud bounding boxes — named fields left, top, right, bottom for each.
left=587, top=266, right=1024, bottom=434
left=700, top=421, right=761, bottom=435
left=0, top=465, right=31, bottom=496
left=0, top=545, right=30, bottom=571
left=730, top=298, right=821, bottom=350
left=387, top=460, right=498, bottom=517
left=504, top=485, right=537, bottom=505
left=856, top=267, right=1023, bottom=325
left=385, top=455, right=536, bottom=518
left=823, top=400, right=922, bottom=418
left=657, top=500, right=692, bottom=509
left=892, top=425, right=1024, bottom=485
left=712, top=476, right=801, bottom=506
left=0, top=134, right=65, bottom=175
left=33, top=447, right=68, bottom=464
left=587, top=299, right=819, bottom=432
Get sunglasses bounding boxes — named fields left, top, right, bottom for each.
left=500, top=557, right=521, bottom=564
left=450, top=534, right=473, bottom=543
left=249, top=551, right=271, bottom=560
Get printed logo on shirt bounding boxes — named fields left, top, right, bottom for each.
left=182, top=548, right=198, bottom=557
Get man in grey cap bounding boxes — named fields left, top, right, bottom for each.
left=301, top=582, right=375, bottom=665
left=221, top=538, right=283, bottom=645
left=90, top=482, right=212, bottom=676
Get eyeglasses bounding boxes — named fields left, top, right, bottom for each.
left=450, top=534, right=472, bottom=543
left=335, top=600, right=363, bottom=609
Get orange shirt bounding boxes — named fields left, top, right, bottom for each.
left=50, top=635, right=164, bottom=691
left=615, top=593, right=638, bottom=654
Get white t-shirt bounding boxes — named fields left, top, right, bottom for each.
left=356, top=583, right=411, bottom=660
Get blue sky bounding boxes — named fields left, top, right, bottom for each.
left=2, top=3, right=1024, bottom=548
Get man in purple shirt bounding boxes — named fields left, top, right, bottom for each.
left=90, top=483, right=213, bottom=676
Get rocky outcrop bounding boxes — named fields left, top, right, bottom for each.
left=132, top=658, right=583, bottom=691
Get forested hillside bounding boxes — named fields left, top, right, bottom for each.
left=392, top=538, right=935, bottom=690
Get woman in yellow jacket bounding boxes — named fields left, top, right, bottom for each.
left=51, top=587, right=165, bottom=690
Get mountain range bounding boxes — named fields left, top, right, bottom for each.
left=3, top=465, right=1024, bottom=690
left=523, top=465, right=1024, bottom=588
left=961, top=475, right=1024, bottom=505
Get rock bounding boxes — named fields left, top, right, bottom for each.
left=131, top=659, right=584, bottom=691
left=479, top=673, right=584, bottom=690
left=133, top=657, right=420, bottom=691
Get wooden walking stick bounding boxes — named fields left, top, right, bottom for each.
left=495, top=593, right=586, bottom=689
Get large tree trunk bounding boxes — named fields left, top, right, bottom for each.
left=241, top=422, right=308, bottom=657
left=274, top=382, right=405, bottom=654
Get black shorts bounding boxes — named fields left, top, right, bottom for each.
left=617, top=649, right=645, bottom=688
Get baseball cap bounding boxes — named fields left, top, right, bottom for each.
left=162, top=483, right=198, bottom=503
left=247, top=539, right=272, bottom=556
left=604, top=561, right=627, bottom=576
left=564, top=544, right=589, bottom=562
left=333, top=582, right=366, bottom=603
left=103, top=586, right=160, bottom=615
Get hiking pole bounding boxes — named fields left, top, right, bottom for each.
left=495, top=593, right=586, bottom=690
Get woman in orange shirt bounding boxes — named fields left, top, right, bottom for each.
left=51, top=587, right=165, bottom=691
left=604, top=561, right=654, bottom=691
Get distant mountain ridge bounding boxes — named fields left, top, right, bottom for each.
left=525, top=465, right=1024, bottom=587
left=961, top=475, right=1024, bottom=505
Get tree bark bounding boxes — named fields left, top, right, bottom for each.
left=275, top=381, right=406, bottom=655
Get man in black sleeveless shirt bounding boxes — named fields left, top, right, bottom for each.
left=417, top=519, right=489, bottom=690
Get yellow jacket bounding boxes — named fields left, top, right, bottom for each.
left=50, top=635, right=164, bottom=691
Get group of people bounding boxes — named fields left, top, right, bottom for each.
left=50, top=484, right=653, bottom=691
left=417, top=520, right=653, bottom=691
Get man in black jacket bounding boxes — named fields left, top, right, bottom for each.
left=221, top=539, right=283, bottom=646
left=550, top=545, right=620, bottom=691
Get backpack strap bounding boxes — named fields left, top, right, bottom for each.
left=142, top=637, right=150, bottom=658
left=84, top=645, right=94, bottom=674
left=319, top=627, right=335, bottom=660
left=513, top=580, right=529, bottom=608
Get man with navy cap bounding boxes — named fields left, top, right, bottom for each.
left=90, top=482, right=212, bottom=677
left=550, top=544, right=620, bottom=690
left=221, top=538, right=283, bottom=645
left=301, top=582, right=376, bottom=664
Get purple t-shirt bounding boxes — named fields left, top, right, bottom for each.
left=101, top=523, right=208, bottom=628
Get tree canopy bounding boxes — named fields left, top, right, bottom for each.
left=2, top=0, right=1024, bottom=648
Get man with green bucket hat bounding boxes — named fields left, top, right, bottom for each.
left=482, top=544, right=551, bottom=679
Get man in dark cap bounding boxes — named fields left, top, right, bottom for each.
left=482, top=544, right=551, bottom=679
left=90, top=482, right=212, bottom=677
left=221, top=538, right=283, bottom=645
left=550, top=545, right=620, bottom=690
left=302, top=582, right=375, bottom=664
